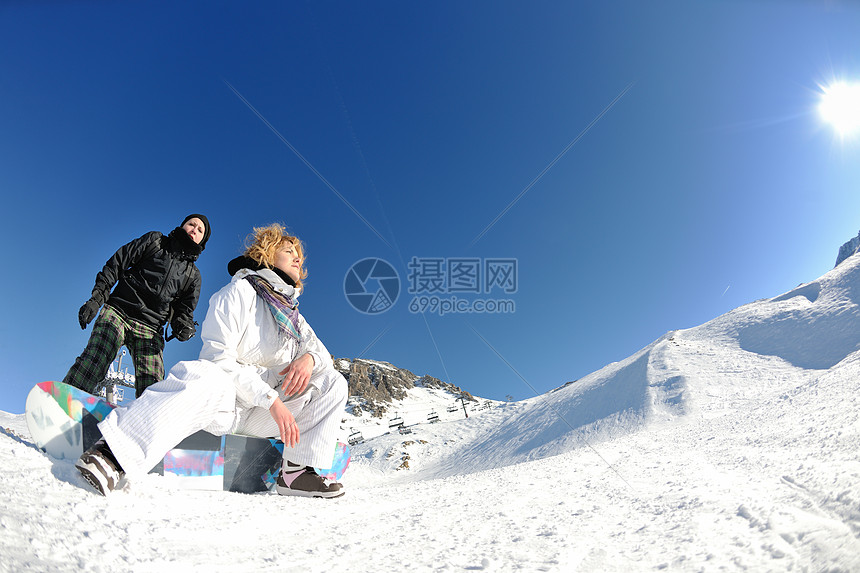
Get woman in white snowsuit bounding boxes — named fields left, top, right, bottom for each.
left=76, top=224, right=348, bottom=498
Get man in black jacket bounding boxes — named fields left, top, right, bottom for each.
left=63, top=214, right=210, bottom=397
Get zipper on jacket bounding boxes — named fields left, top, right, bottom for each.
left=156, top=254, right=177, bottom=303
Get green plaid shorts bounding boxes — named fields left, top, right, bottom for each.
left=63, top=304, right=165, bottom=397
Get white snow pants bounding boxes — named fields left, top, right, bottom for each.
left=98, top=359, right=348, bottom=478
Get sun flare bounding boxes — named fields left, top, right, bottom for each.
left=819, top=81, right=860, bottom=137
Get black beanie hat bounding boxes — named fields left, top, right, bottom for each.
left=181, top=213, right=211, bottom=249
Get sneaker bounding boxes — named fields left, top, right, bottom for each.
left=75, top=438, right=124, bottom=496
left=276, top=465, right=344, bottom=499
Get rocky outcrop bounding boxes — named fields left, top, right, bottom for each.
left=334, top=358, right=475, bottom=418
left=835, top=231, right=860, bottom=267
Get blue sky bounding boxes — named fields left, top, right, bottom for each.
left=2, top=1, right=859, bottom=414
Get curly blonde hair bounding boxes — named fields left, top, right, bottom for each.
left=244, top=223, right=308, bottom=288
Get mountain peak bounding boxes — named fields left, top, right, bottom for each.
left=334, top=357, right=475, bottom=419
left=835, top=229, right=860, bottom=267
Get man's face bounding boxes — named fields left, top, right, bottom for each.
left=183, top=218, right=206, bottom=245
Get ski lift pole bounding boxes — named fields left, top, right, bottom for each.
left=104, top=349, right=127, bottom=405
left=457, top=395, right=468, bottom=418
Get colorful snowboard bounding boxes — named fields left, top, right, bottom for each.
left=25, top=380, right=114, bottom=460
left=152, top=433, right=350, bottom=492
left=25, top=381, right=350, bottom=493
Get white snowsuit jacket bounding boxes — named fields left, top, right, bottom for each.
left=199, top=267, right=335, bottom=410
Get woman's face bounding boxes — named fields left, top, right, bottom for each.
left=273, top=241, right=302, bottom=284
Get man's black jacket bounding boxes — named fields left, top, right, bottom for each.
left=89, top=229, right=202, bottom=336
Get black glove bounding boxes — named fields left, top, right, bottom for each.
left=78, top=299, right=101, bottom=329
left=174, top=326, right=195, bottom=342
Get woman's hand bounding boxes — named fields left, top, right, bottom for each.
left=279, top=353, right=315, bottom=397
left=269, top=399, right=299, bottom=448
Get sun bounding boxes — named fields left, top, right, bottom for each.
left=819, top=81, right=860, bottom=137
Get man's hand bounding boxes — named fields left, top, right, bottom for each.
left=269, top=399, right=299, bottom=448
left=174, top=326, right=195, bottom=342
left=279, top=353, right=315, bottom=397
left=78, top=299, right=100, bottom=329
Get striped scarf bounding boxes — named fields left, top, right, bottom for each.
left=244, top=274, right=302, bottom=343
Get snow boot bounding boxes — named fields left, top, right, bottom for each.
left=76, top=438, right=124, bottom=496
left=276, top=462, right=344, bottom=499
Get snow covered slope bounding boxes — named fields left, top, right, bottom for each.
left=1, top=256, right=859, bottom=571
left=352, top=254, right=859, bottom=485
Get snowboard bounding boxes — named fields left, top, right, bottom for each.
left=153, top=433, right=351, bottom=493
left=25, top=380, right=114, bottom=460
left=25, top=381, right=350, bottom=493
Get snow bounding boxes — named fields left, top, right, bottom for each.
left=2, top=257, right=860, bottom=571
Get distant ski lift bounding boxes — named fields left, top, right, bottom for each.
left=388, top=414, right=404, bottom=429
left=348, top=430, right=364, bottom=446
left=427, top=410, right=439, bottom=423
left=446, top=405, right=459, bottom=413
left=398, top=425, right=412, bottom=435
